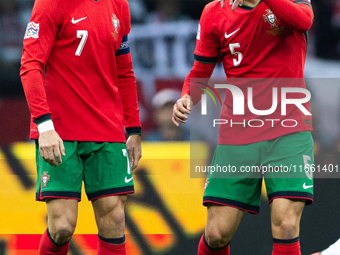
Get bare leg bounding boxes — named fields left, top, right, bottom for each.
left=205, top=204, right=244, bottom=248
left=46, top=198, right=78, bottom=243
left=92, top=195, right=127, bottom=239
left=271, top=198, right=305, bottom=239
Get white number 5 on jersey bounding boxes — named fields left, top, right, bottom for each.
left=229, top=43, right=243, bottom=66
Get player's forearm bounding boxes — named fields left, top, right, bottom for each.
left=21, top=69, right=52, bottom=126
left=118, top=80, right=141, bottom=135
left=182, top=61, right=215, bottom=104
left=116, top=55, right=141, bottom=135
left=262, top=0, right=313, bottom=32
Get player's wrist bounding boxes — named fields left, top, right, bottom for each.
left=37, top=120, right=55, bottom=134
left=34, top=114, right=55, bottom=134
left=181, top=94, right=191, bottom=101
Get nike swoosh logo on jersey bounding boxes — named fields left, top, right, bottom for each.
left=125, top=176, right=133, bottom=183
left=303, top=183, right=313, bottom=189
left=72, top=17, right=87, bottom=24
left=225, top=28, right=240, bottom=39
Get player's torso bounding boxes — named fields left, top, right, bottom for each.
left=43, top=0, right=128, bottom=142
left=201, top=1, right=312, bottom=145
left=47, top=0, right=124, bottom=79
left=215, top=1, right=307, bottom=78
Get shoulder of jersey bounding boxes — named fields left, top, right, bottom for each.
left=35, top=0, right=71, bottom=13
left=204, top=0, right=224, bottom=15
left=112, top=0, right=129, bottom=8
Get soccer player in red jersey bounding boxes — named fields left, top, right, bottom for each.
left=20, top=0, right=141, bottom=254
left=173, top=0, right=314, bottom=254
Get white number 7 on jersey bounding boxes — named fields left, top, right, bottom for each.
left=75, top=30, right=88, bottom=56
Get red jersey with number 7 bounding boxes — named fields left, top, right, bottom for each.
left=20, top=0, right=141, bottom=142
left=184, top=0, right=314, bottom=145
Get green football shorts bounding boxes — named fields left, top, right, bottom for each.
left=203, top=131, right=314, bottom=214
left=35, top=141, right=134, bottom=201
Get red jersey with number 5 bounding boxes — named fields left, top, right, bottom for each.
left=186, top=0, right=313, bottom=145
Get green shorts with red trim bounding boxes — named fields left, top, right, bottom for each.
left=203, top=131, right=314, bottom=214
left=35, top=141, right=134, bottom=201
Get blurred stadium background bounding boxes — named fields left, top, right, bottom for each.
left=0, top=0, right=340, bottom=254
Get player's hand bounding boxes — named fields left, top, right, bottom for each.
left=126, top=134, right=142, bottom=170
left=219, top=0, right=244, bottom=11
left=219, top=0, right=226, bottom=7
left=38, top=130, right=65, bottom=167
left=172, top=94, right=193, bottom=126
left=231, top=0, right=243, bottom=11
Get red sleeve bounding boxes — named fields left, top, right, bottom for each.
left=20, top=0, right=62, bottom=124
left=182, top=61, right=215, bottom=96
left=116, top=1, right=141, bottom=135
left=194, top=4, right=220, bottom=61
left=182, top=4, right=218, bottom=101
left=262, top=0, right=314, bottom=32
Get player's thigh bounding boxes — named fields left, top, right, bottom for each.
left=83, top=142, right=134, bottom=201
left=92, top=195, right=127, bottom=222
left=35, top=141, right=83, bottom=201
left=205, top=203, right=243, bottom=240
left=263, top=132, right=314, bottom=205
left=270, top=198, right=305, bottom=238
left=203, top=144, right=263, bottom=214
left=270, top=198, right=305, bottom=222
left=46, top=198, right=79, bottom=232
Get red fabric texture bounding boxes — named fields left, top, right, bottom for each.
left=38, top=230, right=69, bottom=255
left=181, top=61, right=215, bottom=99
left=272, top=241, right=301, bottom=255
left=197, top=235, right=230, bottom=255
left=116, top=53, right=141, bottom=130
left=98, top=238, right=126, bottom=255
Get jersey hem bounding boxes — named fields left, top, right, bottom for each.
left=126, top=127, right=142, bottom=136
left=34, top=113, right=52, bottom=125
left=203, top=196, right=259, bottom=214
left=87, top=186, right=134, bottom=200
left=268, top=191, right=313, bottom=205
left=237, top=0, right=263, bottom=10
left=36, top=191, right=81, bottom=202
left=30, top=135, right=127, bottom=143
left=194, top=54, right=218, bottom=64
left=293, top=0, right=312, bottom=8
left=128, top=133, right=141, bottom=136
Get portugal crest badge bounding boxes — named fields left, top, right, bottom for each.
left=111, top=14, right=120, bottom=34
left=42, top=171, right=50, bottom=188
left=263, top=9, right=278, bottom=29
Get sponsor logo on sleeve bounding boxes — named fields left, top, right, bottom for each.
left=24, top=22, right=40, bottom=39
left=119, top=41, right=129, bottom=51
left=197, top=24, right=201, bottom=40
